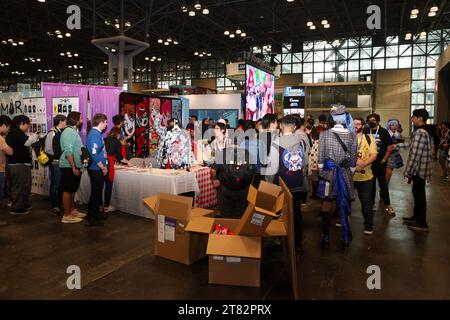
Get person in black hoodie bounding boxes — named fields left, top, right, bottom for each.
left=270, top=115, right=308, bottom=254
left=6, top=115, right=40, bottom=215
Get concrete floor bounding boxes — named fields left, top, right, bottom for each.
left=1, top=162, right=449, bottom=300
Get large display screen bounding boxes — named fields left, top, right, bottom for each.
left=283, top=86, right=305, bottom=110
left=245, top=64, right=275, bottom=121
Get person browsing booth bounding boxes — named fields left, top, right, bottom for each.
left=86, top=113, right=108, bottom=227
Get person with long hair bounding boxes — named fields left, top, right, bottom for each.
left=385, top=119, right=405, bottom=186
left=103, top=127, right=130, bottom=213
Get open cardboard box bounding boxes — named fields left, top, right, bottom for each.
left=144, top=193, right=214, bottom=266
left=185, top=181, right=286, bottom=287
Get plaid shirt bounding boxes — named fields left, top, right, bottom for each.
left=404, top=127, right=434, bottom=181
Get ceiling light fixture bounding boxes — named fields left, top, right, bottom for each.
left=310, top=25, right=316, bottom=30
left=224, top=30, right=230, bottom=35
left=236, top=29, right=242, bottom=34
left=194, top=2, right=201, bottom=10
left=65, top=33, right=71, bottom=37
left=420, top=31, right=427, bottom=39
left=202, top=8, right=209, bottom=15
left=229, top=33, right=235, bottom=38
left=405, top=33, right=412, bottom=40
left=189, top=10, right=195, bottom=16
left=57, top=34, right=63, bottom=38
left=428, top=11, right=437, bottom=17
left=411, top=8, right=419, bottom=15
left=410, top=14, right=418, bottom=19
left=157, top=58, right=161, bottom=61
left=307, top=21, right=313, bottom=27
left=324, top=24, right=330, bottom=29
left=181, top=6, right=188, bottom=12
left=173, top=40, right=179, bottom=45
left=321, top=19, right=328, bottom=25
left=430, top=5, right=439, bottom=12
left=241, top=32, right=247, bottom=37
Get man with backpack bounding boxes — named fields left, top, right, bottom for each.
left=271, top=115, right=308, bottom=254
left=45, top=115, right=67, bottom=216
left=353, top=117, right=378, bottom=235
left=212, top=145, right=255, bottom=219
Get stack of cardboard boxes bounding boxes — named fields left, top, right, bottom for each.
left=144, top=181, right=289, bottom=288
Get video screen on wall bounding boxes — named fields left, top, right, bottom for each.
left=245, top=64, right=275, bottom=121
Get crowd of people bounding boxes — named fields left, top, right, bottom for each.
left=0, top=107, right=446, bottom=252
left=200, top=106, right=439, bottom=253
left=0, top=112, right=133, bottom=227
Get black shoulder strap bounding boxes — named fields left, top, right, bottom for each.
left=332, top=132, right=348, bottom=153
left=364, top=133, right=371, bottom=146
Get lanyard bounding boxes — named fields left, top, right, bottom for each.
left=370, top=126, right=379, bottom=140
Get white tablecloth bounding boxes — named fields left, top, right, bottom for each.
left=76, top=168, right=200, bottom=219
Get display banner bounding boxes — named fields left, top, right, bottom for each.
left=52, top=96, right=80, bottom=117
left=23, top=97, right=50, bottom=196
left=0, top=92, right=25, bottom=117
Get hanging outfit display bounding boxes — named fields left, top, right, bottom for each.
left=155, top=117, right=194, bottom=169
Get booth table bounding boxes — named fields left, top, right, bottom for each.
left=76, top=166, right=217, bottom=219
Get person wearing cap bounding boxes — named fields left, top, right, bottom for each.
left=317, top=104, right=357, bottom=250
left=45, top=114, right=67, bottom=216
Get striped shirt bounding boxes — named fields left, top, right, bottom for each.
left=404, top=127, right=433, bottom=181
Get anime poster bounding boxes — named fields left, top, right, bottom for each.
left=149, top=98, right=161, bottom=158
left=245, top=64, right=275, bottom=121
left=135, top=97, right=150, bottom=158
left=160, top=99, right=172, bottom=126
left=120, top=94, right=137, bottom=155
left=172, top=99, right=183, bottom=128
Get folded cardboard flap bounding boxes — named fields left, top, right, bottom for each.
left=264, top=220, right=288, bottom=237
left=156, top=193, right=193, bottom=221
left=143, top=195, right=158, bottom=211
left=185, top=217, right=216, bottom=234
left=206, top=234, right=261, bottom=259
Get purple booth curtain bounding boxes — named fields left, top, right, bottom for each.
left=42, top=82, right=123, bottom=143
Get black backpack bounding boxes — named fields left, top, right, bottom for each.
left=49, top=128, right=63, bottom=160
left=217, top=146, right=255, bottom=191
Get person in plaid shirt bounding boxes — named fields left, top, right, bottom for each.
left=402, top=109, right=434, bottom=232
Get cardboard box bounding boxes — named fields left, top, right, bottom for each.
left=143, top=193, right=214, bottom=266
left=207, top=234, right=261, bottom=287
left=235, top=180, right=284, bottom=236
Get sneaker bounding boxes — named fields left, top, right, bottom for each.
left=407, top=221, right=430, bottom=232
left=51, top=207, right=62, bottom=217
left=61, top=215, right=83, bottom=224
left=10, top=209, right=31, bottom=215
left=364, top=226, right=374, bottom=235
left=84, top=219, right=104, bottom=227
left=7, top=201, right=12, bottom=208
left=385, top=205, right=396, bottom=216
left=71, top=210, right=87, bottom=219
left=104, top=205, right=116, bottom=213
left=301, top=203, right=310, bottom=208
left=335, top=222, right=343, bottom=228
left=0, top=221, right=8, bottom=227
left=402, top=216, right=416, bottom=222
left=24, top=205, right=33, bottom=211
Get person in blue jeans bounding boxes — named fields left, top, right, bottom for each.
left=0, top=116, right=14, bottom=227
left=44, top=114, right=67, bottom=216
left=86, top=113, right=108, bottom=227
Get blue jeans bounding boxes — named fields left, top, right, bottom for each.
left=0, top=172, right=5, bottom=202
left=49, top=163, right=63, bottom=209
left=355, top=178, right=374, bottom=228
